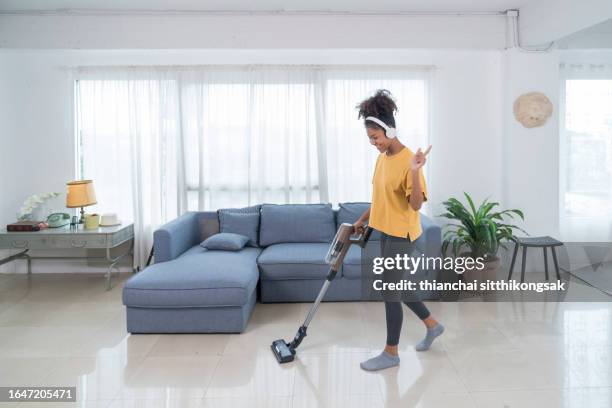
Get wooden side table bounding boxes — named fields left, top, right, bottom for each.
left=507, top=236, right=564, bottom=283
left=0, top=223, right=135, bottom=290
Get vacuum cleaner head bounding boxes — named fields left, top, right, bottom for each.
left=271, top=339, right=295, bottom=363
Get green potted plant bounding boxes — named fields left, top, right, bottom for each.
left=440, top=193, right=526, bottom=282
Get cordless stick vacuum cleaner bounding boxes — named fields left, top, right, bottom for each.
left=271, top=223, right=373, bottom=364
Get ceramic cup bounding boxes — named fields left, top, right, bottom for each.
left=84, top=213, right=100, bottom=229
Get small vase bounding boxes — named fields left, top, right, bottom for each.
left=31, top=204, right=48, bottom=222
left=17, top=213, right=32, bottom=222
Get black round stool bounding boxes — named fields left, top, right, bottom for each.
left=507, top=236, right=564, bottom=283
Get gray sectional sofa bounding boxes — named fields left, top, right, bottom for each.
left=122, top=203, right=441, bottom=333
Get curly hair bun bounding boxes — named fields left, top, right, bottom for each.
left=356, top=89, right=398, bottom=128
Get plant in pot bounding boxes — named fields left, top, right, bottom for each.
left=440, top=193, right=526, bottom=284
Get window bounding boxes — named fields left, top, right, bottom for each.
left=75, top=66, right=430, bottom=219
left=75, top=77, right=180, bottom=220
left=563, top=79, right=612, bottom=216
left=560, top=63, right=612, bottom=240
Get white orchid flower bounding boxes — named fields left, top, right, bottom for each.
left=17, top=192, right=62, bottom=221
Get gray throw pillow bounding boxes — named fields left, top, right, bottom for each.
left=200, top=233, right=249, bottom=251
left=218, top=205, right=261, bottom=247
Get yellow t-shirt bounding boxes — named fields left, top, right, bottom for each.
left=369, top=147, right=428, bottom=240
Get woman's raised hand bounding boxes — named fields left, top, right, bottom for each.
left=411, top=145, right=432, bottom=171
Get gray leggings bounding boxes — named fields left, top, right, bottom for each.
left=380, top=232, right=431, bottom=346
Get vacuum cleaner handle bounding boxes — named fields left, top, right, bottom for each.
left=325, top=223, right=373, bottom=266
left=350, top=225, right=373, bottom=248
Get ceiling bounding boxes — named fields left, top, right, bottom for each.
left=0, top=0, right=538, bottom=13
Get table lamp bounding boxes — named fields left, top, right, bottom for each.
left=66, top=180, right=97, bottom=223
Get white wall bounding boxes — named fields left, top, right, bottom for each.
left=429, top=51, right=503, bottom=211
left=501, top=49, right=560, bottom=238
left=0, top=50, right=76, bottom=273
left=1, top=52, right=74, bottom=229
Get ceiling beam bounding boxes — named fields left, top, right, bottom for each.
left=0, top=14, right=507, bottom=49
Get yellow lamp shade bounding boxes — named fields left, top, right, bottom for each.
left=66, top=180, right=97, bottom=208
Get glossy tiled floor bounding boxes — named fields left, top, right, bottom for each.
left=1, top=273, right=612, bottom=407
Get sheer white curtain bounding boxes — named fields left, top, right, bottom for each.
left=75, top=68, right=182, bottom=266
left=560, top=62, right=612, bottom=241
left=179, top=67, right=321, bottom=209
left=322, top=68, right=430, bottom=205
left=75, top=65, right=431, bottom=266
left=178, top=66, right=430, bottom=208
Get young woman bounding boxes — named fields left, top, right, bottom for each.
left=353, top=89, right=444, bottom=371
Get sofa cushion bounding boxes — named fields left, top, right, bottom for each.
left=200, top=233, right=249, bottom=251
left=337, top=202, right=381, bottom=241
left=123, top=246, right=261, bottom=308
left=257, top=243, right=334, bottom=280
left=260, top=203, right=336, bottom=246
left=218, top=205, right=261, bottom=247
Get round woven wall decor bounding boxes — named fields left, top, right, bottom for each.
left=513, top=92, right=553, bottom=128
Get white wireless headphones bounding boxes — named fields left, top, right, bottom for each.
left=365, top=116, right=397, bottom=139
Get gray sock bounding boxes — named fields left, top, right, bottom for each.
left=415, top=323, right=444, bottom=351
left=360, top=351, right=400, bottom=371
